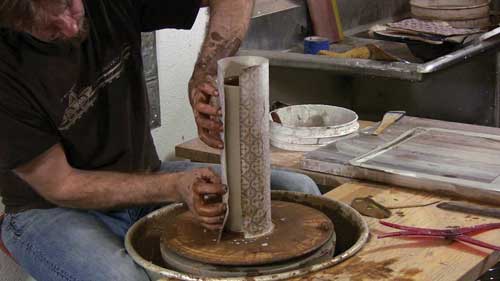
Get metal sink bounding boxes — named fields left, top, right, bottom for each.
left=239, top=0, right=500, bottom=127
left=241, top=0, right=500, bottom=82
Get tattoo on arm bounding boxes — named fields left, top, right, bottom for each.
left=195, top=35, right=242, bottom=76
left=193, top=0, right=255, bottom=78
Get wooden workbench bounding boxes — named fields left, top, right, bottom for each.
left=176, top=138, right=354, bottom=188
left=175, top=121, right=374, bottom=188
left=303, top=182, right=500, bottom=281
left=174, top=137, right=500, bottom=280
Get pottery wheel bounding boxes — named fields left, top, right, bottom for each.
left=160, top=201, right=334, bottom=266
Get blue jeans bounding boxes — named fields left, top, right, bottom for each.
left=1, top=161, right=320, bottom=281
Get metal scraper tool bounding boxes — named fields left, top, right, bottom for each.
left=372, top=111, right=406, bottom=136
left=437, top=202, right=500, bottom=219
left=352, top=197, right=440, bottom=219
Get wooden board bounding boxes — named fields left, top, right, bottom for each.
left=291, top=182, right=500, bottom=281
left=410, top=0, right=489, bottom=6
left=175, top=121, right=375, bottom=188
left=306, top=0, right=343, bottom=43
left=302, top=117, right=500, bottom=204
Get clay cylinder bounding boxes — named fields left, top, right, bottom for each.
left=217, top=56, right=273, bottom=239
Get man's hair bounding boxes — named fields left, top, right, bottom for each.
left=0, top=0, right=62, bottom=32
left=0, top=0, right=36, bottom=30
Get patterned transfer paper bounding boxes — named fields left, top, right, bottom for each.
left=217, top=57, right=273, bottom=240
left=388, top=18, right=481, bottom=37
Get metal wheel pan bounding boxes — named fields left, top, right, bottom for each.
left=125, top=191, right=369, bottom=281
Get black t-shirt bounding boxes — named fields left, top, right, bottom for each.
left=0, top=0, right=201, bottom=213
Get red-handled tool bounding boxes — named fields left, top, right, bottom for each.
left=378, top=221, right=500, bottom=251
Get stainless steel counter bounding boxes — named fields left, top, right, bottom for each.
left=241, top=0, right=500, bottom=82
left=240, top=36, right=500, bottom=81
left=239, top=0, right=500, bottom=127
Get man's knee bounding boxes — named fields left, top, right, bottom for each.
left=97, top=257, right=150, bottom=281
left=1, top=209, right=150, bottom=281
left=162, top=162, right=321, bottom=195
left=270, top=170, right=321, bottom=195
left=160, top=161, right=221, bottom=175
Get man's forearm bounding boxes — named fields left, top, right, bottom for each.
left=193, top=0, right=254, bottom=80
left=51, top=169, right=182, bottom=210
left=186, top=0, right=254, bottom=147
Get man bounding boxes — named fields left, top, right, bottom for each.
left=0, top=0, right=320, bottom=280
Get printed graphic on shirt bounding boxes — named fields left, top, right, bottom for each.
left=58, top=45, right=132, bottom=130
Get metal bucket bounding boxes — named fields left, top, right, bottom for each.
left=125, top=191, right=369, bottom=281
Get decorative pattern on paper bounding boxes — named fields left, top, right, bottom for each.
left=239, top=64, right=273, bottom=238
left=388, top=18, right=481, bottom=36
left=217, top=56, right=273, bottom=239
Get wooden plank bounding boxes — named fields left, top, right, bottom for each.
left=175, top=138, right=221, bottom=164
left=302, top=117, right=500, bottom=204
left=307, top=0, right=344, bottom=43
left=174, top=121, right=375, bottom=188
left=292, top=182, right=500, bottom=281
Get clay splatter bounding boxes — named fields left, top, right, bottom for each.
left=296, top=257, right=422, bottom=281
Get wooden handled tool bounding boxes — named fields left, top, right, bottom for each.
left=318, top=44, right=401, bottom=62
left=372, top=111, right=406, bottom=136
left=352, top=197, right=440, bottom=219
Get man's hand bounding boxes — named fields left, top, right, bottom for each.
left=175, top=167, right=227, bottom=230
left=189, top=72, right=224, bottom=149
left=189, top=0, right=254, bottom=148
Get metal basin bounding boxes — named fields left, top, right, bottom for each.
left=125, top=191, right=369, bottom=281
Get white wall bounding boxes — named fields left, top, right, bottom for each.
left=152, top=9, right=210, bottom=161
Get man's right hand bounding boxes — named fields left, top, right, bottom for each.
left=175, top=167, right=227, bottom=230
left=189, top=72, right=224, bottom=149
